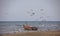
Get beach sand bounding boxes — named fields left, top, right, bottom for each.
left=0, top=30, right=60, bottom=36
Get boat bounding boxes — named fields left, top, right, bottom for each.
left=23, top=24, right=38, bottom=30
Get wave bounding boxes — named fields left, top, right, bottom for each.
left=0, top=21, right=60, bottom=34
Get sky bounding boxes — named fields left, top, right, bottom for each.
left=0, top=0, right=60, bottom=21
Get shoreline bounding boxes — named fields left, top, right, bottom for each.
left=0, top=30, right=60, bottom=36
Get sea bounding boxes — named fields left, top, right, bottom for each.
left=0, top=21, right=60, bottom=34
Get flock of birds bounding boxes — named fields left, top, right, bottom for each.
left=26, top=9, right=50, bottom=21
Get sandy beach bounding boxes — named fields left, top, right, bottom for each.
left=0, top=30, right=60, bottom=36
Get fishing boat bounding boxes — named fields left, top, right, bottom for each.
left=23, top=24, right=38, bottom=30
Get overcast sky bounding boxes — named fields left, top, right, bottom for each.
left=0, top=0, right=60, bottom=21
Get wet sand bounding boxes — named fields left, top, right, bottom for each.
left=0, top=30, right=60, bottom=36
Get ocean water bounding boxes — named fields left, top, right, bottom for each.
left=0, top=21, right=60, bottom=34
